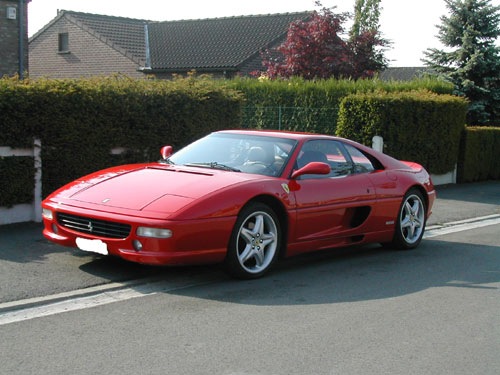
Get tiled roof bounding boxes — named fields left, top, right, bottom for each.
left=29, top=10, right=310, bottom=72
left=379, top=67, right=433, bottom=81
left=65, top=11, right=148, bottom=64
left=148, top=12, right=311, bottom=71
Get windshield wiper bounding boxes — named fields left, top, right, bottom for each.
left=159, top=158, right=175, bottom=165
left=184, top=162, right=240, bottom=172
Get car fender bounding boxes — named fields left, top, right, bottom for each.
left=172, top=178, right=296, bottom=220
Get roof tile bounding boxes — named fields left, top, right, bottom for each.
left=32, top=10, right=310, bottom=72
left=66, top=11, right=148, bottom=63
left=148, top=12, right=310, bottom=70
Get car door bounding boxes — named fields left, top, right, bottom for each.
left=342, top=142, right=402, bottom=233
left=291, top=140, right=376, bottom=244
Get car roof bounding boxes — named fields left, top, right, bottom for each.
left=216, top=129, right=341, bottom=141
left=215, top=129, right=413, bottom=172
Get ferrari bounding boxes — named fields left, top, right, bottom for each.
left=42, top=130, right=435, bottom=278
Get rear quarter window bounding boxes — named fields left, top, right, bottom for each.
left=343, top=144, right=377, bottom=173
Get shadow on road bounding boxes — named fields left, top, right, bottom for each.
left=160, top=238, right=500, bottom=306
left=1, top=219, right=498, bottom=306
left=0, top=222, right=70, bottom=263
left=0, top=222, right=163, bottom=303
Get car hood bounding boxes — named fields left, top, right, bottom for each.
left=68, top=165, right=256, bottom=212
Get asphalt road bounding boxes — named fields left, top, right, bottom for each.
left=1, top=224, right=499, bottom=375
left=429, top=180, right=500, bottom=224
left=0, top=181, right=498, bottom=374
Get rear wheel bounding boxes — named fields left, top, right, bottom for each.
left=225, top=203, right=281, bottom=279
left=387, top=188, right=426, bottom=250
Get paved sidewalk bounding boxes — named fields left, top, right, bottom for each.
left=428, top=180, right=500, bottom=225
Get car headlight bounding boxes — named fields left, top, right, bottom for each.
left=42, top=208, right=53, bottom=220
left=136, top=227, right=172, bottom=239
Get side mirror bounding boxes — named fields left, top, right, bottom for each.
left=291, top=162, right=331, bottom=179
left=161, top=145, right=173, bottom=159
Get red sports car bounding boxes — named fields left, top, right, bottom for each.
left=42, top=130, right=435, bottom=278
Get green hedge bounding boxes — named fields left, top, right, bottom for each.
left=458, top=126, right=500, bottom=182
left=0, top=156, right=35, bottom=207
left=0, top=74, right=469, bottom=210
left=336, top=90, right=468, bottom=175
left=221, top=77, right=454, bottom=133
left=0, top=75, right=244, bottom=201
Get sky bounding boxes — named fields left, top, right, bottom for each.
left=27, top=0, right=500, bottom=67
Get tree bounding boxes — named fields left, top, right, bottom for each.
left=260, top=2, right=389, bottom=80
left=348, top=0, right=388, bottom=80
left=260, top=5, right=350, bottom=80
left=350, top=0, right=382, bottom=38
left=423, top=0, right=500, bottom=124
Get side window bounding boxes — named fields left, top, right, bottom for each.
left=296, top=140, right=352, bottom=179
left=343, top=144, right=376, bottom=173
left=58, top=33, right=69, bottom=53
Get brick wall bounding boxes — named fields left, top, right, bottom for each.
left=0, top=0, right=29, bottom=77
left=29, top=15, right=143, bottom=79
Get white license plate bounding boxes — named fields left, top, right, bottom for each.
left=75, top=237, right=108, bottom=255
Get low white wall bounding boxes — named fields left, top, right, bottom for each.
left=430, top=165, right=457, bottom=186
left=0, top=204, right=37, bottom=226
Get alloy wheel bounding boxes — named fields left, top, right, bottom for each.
left=236, top=211, right=278, bottom=274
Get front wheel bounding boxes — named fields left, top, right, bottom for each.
left=386, top=188, right=427, bottom=250
left=225, top=203, right=281, bottom=279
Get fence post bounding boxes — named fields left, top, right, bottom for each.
left=33, top=138, right=42, bottom=223
left=278, top=105, right=282, bottom=131
left=372, top=136, right=383, bottom=153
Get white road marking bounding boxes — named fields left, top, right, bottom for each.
left=1, top=215, right=499, bottom=326
left=0, top=288, right=152, bottom=326
left=0, top=275, right=220, bottom=326
left=424, top=215, right=500, bottom=238
left=0, top=276, right=164, bottom=313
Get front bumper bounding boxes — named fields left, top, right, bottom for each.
left=42, top=204, right=235, bottom=266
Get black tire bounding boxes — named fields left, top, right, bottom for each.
left=225, top=202, right=281, bottom=279
left=385, top=188, right=427, bottom=250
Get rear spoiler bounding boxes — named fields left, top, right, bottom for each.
left=400, top=161, right=423, bottom=172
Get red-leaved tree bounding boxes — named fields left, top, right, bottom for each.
left=259, top=3, right=388, bottom=80
left=348, top=30, right=388, bottom=79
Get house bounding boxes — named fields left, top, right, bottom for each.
left=29, top=10, right=310, bottom=79
left=379, top=67, right=433, bottom=81
left=0, top=0, right=30, bottom=78
left=29, top=10, right=147, bottom=78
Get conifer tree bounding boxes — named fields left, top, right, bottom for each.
left=423, top=0, right=500, bottom=124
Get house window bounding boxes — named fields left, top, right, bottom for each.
left=58, top=33, right=69, bottom=53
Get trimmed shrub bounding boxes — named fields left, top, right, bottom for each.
left=0, top=156, right=35, bottom=207
left=458, top=126, right=500, bottom=182
left=221, top=76, right=454, bottom=133
left=0, top=75, right=244, bottom=200
left=336, top=90, right=468, bottom=174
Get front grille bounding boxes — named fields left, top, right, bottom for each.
left=57, top=212, right=131, bottom=239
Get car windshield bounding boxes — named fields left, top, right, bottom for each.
left=168, top=133, right=297, bottom=177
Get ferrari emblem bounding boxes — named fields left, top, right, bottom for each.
left=281, top=183, right=290, bottom=194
